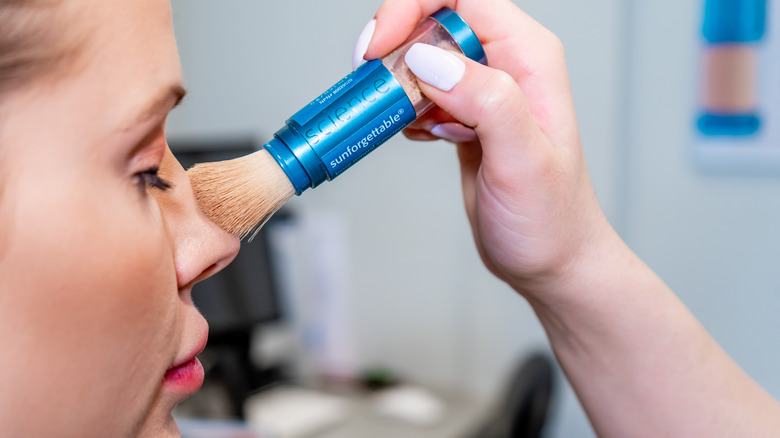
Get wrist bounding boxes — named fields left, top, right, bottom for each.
left=506, top=216, right=633, bottom=312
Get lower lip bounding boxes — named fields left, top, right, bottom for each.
left=163, top=357, right=204, bottom=394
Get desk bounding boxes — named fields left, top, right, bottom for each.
left=317, top=389, right=485, bottom=438
left=245, top=384, right=488, bottom=438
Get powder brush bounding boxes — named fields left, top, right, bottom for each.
left=187, top=8, right=486, bottom=238
left=187, top=149, right=295, bottom=239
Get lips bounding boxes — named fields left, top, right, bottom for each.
left=163, top=324, right=208, bottom=395
left=169, top=331, right=208, bottom=370
left=163, top=357, right=204, bottom=394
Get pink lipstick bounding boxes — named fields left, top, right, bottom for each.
left=163, top=357, right=204, bottom=394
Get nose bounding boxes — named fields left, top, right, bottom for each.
left=172, top=208, right=241, bottom=290
left=156, top=148, right=240, bottom=290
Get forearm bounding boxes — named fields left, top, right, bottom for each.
left=526, top=229, right=780, bottom=437
left=365, top=0, right=780, bottom=432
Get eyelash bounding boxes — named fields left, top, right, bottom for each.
left=135, top=167, right=172, bottom=192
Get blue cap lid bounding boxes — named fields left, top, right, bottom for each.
left=431, top=8, right=487, bottom=65
left=264, top=136, right=311, bottom=195
left=703, top=0, right=766, bottom=43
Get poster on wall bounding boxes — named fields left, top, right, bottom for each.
left=693, top=0, right=780, bottom=174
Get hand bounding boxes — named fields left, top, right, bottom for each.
left=357, top=0, right=616, bottom=296
left=356, top=6, right=780, bottom=437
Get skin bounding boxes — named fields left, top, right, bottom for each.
left=365, top=0, right=780, bottom=436
left=1, top=0, right=775, bottom=435
left=0, top=0, right=239, bottom=436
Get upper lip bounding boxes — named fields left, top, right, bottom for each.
left=168, top=317, right=209, bottom=370
left=169, top=335, right=207, bottom=370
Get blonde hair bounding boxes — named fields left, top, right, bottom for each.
left=1, top=1, right=68, bottom=85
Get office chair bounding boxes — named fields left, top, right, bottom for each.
left=467, top=352, right=556, bottom=438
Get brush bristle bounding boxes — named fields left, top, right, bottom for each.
left=187, top=149, right=296, bottom=239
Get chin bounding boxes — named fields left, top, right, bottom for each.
left=131, top=389, right=186, bottom=438
left=134, top=413, right=181, bottom=438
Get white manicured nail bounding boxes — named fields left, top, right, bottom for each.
left=431, top=123, right=478, bottom=142
left=404, top=43, right=466, bottom=92
left=352, top=19, right=376, bottom=71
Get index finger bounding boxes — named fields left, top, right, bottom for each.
left=366, top=0, right=517, bottom=60
left=365, top=0, right=578, bottom=149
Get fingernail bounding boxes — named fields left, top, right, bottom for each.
left=352, top=19, right=376, bottom=71
left=404, top=43, right=466, bottom=92
left=431, top=123, right=478, bottom=142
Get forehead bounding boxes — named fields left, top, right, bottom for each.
left=0, top=0, right=182, bottom=165
left=46, top=0, right=182, bottom=134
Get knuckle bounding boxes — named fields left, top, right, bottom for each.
left=473, top=69, right=519, bottom=121
left=545, top=31, right=565, bottom=57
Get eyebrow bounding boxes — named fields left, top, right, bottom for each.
left=121, top=84, right=188, bottom=160
left=129, top=84, right=188, bottom=129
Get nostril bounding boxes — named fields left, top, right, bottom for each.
left=201, top=263, right=218, bottom=279
left=189, top=263, right=220, bottom=287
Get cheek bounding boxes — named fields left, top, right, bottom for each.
left=0, top=174, right=179, bottom=434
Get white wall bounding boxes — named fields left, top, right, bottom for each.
left=167, top=1, right=629, bottom=436
left=625, top=0, right=780, bottom=403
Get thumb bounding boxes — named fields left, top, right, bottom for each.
left=404, top=43, right=551, bottom=176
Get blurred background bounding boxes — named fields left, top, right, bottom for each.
left=166, top=0, right=780, bottom=437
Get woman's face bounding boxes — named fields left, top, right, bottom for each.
left=0, top=0, right=239, bottom=436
